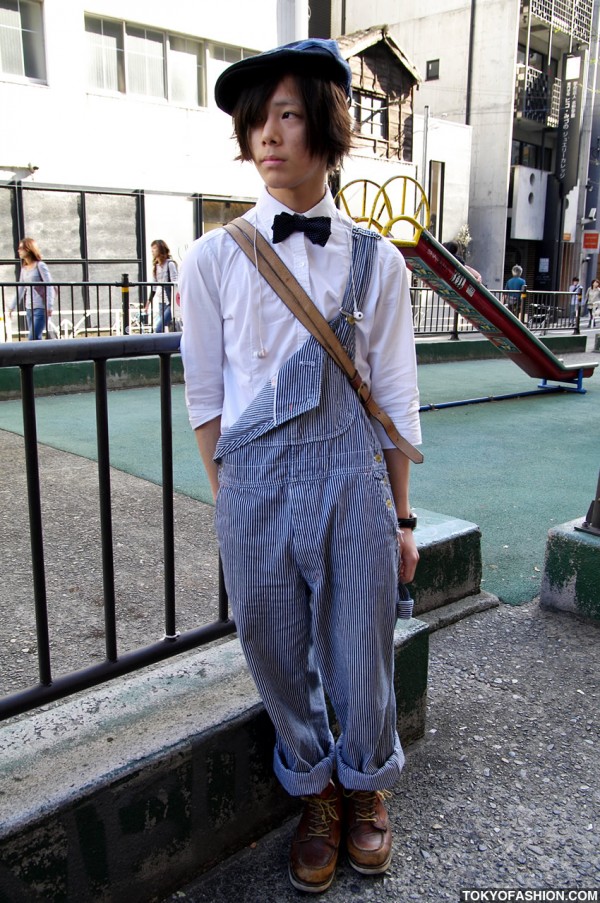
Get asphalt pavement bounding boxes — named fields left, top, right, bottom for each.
left=162, top=599, right=599, bottom=902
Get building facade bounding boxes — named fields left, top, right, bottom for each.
left=0, top=0, right=281, bottom=288
left=1, top=0, right=474, bottom=299
left=327, top=0, right=597, bottom=290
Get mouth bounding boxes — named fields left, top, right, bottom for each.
left=262, top=156, right=285, bottom=165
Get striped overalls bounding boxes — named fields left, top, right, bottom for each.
left=214, top=227, right=404, bottom=796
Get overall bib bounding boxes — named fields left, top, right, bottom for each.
left=215, top=227, right=405, bottom=796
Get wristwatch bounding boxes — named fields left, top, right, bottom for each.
left=397, top=513, right=417, bottom=530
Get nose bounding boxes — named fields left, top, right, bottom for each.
left=260, top=113, right=280, bottom=145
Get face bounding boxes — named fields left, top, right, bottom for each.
left=248, top=75, right=327, bottom=212
left=17, top=242, right=27, bottom=259
left=151, top=243, right=159, bottom=259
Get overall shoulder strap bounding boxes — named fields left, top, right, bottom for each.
left=224, top=217, right=423, bottom=464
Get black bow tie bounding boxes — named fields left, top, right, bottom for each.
left=272, top=212, right=331, bottom=247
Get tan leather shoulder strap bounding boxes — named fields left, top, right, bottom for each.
left=224, top=217, right=423, bottom=464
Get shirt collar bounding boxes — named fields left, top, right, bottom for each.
left=254, top=185, right=338, bottom=241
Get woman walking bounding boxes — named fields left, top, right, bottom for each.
left=147, top=240, right=178, bottom=332
left=10, top=238, right=54, bottom=340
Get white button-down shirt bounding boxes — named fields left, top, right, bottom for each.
left=180, top=186, right=421, bottom=449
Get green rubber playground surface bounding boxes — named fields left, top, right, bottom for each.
left=0, top=358, right=597, bottom=606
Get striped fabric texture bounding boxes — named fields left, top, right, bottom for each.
left=215, top=226, right=408, bottom=797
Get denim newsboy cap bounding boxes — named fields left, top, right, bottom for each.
left=214, top=38, right=352, bottom=114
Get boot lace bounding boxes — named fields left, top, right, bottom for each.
left=300, top=795, right=340, bottom=838
left=345, top=789, right=392, bottom=823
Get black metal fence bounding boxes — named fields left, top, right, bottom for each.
left=410, top=286, right=588, bottom=337
left=0, top=279, right=179, bottom=342
left=0, top=334, right=235, bottom=720
left=0, top=279, right=590, bottom=343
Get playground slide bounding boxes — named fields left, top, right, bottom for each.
left=400, top=231, right=597, bottom=387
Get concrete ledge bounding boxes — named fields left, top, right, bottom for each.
left=412, top=508, right=482, bottom=614
left=415, top=334, right=587, bottom=364
left=418, top=590, right=500, bottom=632
left=0, top=620, right=428, bottom=903
left=540, top=518, right=600, bottom=619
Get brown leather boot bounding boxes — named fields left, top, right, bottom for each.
left=344, top=789, right=393, bottom=874
left=288, top=780, right=342, bottom=893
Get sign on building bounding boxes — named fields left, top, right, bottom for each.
left=555, top=53, right=584, bottom=195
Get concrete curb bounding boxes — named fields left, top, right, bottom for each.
left=414, top=334, right=587, bottom=364
left=540, top=518, right=600, bottom=619
left=0, top=335, right=587, bottom=400
left=0, top=355, right=185, bottom=400
left=0, top=620, right=429, bottom=903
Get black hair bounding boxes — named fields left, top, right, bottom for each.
left=232, top=73, right=353, bottom=171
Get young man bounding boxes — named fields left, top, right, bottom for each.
left=180, top=38, right=421, bottom=893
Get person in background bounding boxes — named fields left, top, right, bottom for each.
left=9, top=238, right=54, bottom=340
left=443, top=239, right=482, bottom=281
left=569, top=275, right=583, bottom=326
left=504, top=264, right=526, bottom=312
left=147, top=240, right=178, bottom=332
left=585, top=277, right=600, bottom=328
left=180, top=38, right=421, bottom=894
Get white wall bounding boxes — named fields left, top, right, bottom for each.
left=1, top=0, right=279, bottom=197
left=466, top=0, right=519, bottom=287
left=412, top=115, right=472, bottom=244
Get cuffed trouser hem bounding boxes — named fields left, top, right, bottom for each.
left=335, top=734, right=405, bottom=791
left=274, top=743, right=336, bottom=797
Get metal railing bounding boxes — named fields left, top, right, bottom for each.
left=0, top=334, right=235, bottom=720
left=0, top=278, right=179, bottom=343
left=2, top=280, right=590, bottom=345
left=409, top=286, right=587, bottom=337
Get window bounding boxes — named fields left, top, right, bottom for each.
left=426, top=59, right=439, bottom=81
left=353, top=90, right=388, bottom=139
left=428, top=160, right=445, bottom=240
left=86, top=16, right=124, bottom=93
left=517, top=44, right=545, bottom=72
left=206, top=43, right=254, bottom=107
left=169, top=35, right=204, bottom=107
left=85, top=17, right=223, bottom=107
left=126, top=25, right=165, bottom=98
left=0, top=0, right=46, bottom=80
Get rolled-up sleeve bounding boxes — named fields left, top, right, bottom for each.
left=179, top=239, right=225, bottom=429
left=364, top=242, right=421, bottom=449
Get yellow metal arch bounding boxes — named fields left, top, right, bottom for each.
left=336, top=175, right=430, bottom=247
left=334, top=179, right=393, bottom=232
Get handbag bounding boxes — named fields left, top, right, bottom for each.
left=224, top=217, right=423, bottom=464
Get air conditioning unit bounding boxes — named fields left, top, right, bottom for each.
left=511, top=166, right=548, bottom=240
